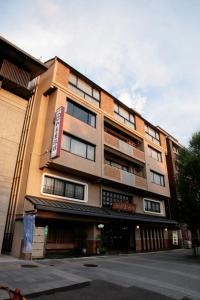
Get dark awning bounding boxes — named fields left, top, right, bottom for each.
left=26, top=196, right=178, bottom=225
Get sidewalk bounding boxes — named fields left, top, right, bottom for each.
left=0, top=256, right=90, bottom=300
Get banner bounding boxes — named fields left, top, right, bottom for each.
left=23, top=215, right=35, bottom=253
left=51, top=106, right=65, bottom=158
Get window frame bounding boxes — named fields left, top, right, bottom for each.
left=102, top=189, right=132, bottom=207
left=68, top=73, right=100, bottom=107
left=148, top=146, right=162, bottom=162
left=66, top=99, right=96, bottom=128
left=114, top=103, right=136, bottom=129
left=62, top=133, right=96, bottom=161
left=150, top=170, right=165, bottom=186
left=145, top=125, right=160, bottom=145
left=143, top=198, right=162, bottom=214
left=41, top=173, right=88, bottom=203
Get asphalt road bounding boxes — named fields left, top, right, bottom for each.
left=30, top=279, right=175, bottom=300
left=32, top=249, right=200, bottom=300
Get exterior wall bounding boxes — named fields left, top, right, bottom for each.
left=144, top=140, right=170, bottom=197
left=0, top=89, right=27, bottom=252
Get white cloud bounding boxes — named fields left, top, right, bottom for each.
left=1, top=0, right=200, bottom=145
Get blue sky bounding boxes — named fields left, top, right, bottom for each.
left=1, top=0, right=200, bottom=145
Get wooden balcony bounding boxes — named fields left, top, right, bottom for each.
left=104, top=132, right=145, bottom=162
left=104, top=164, right=147, bottom=190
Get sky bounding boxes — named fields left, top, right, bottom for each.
left=1, top=0, right=200, bottom=146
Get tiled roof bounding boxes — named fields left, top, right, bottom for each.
left=26, top=196, right=178, bottom=225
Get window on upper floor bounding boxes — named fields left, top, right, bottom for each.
left=145, top=125, right=160, bottom=145
left=68, top=73, right=100, bottom=107
left=144, top=198, right=161, bottom=213
left=114, top=103, right=135, bottom=129
left=150, top=170, right=165, bottom=186
left=148, top=146, right=162, bottom=162
left=62, top=133, right=95, bottom=161
left=66, top=99, right=96, bottom=127
left=102, top=190, right=132, bottom=207
left=42, top=175, right=86, bottom=201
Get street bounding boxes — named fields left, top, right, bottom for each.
left=31, top=249, right=200, bottom=300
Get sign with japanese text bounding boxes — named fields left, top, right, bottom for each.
left=51, top=106, right=65, bottom=158
left=112, top=202, right=136, bottom=213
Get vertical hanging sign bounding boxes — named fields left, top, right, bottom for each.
left=51, top=106, right=65, bottom=158
left=23, top=215, right=35, bottom=254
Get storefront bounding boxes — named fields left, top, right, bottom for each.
left=11, top=196, right=180, bottom=258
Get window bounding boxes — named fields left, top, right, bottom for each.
left=145, top=125, right=160, bottom=145
left=67, top=99, right=96, bottom=127
left=43, top=175, right=85, bottom=201
left=69, top=73, right=100, bottom=107
left=144, top=199, right=161, bottom=213
left=150, top=170, right=165, bottom=186
left=114, top=103, right=135, bottom=129
left=102, top=190, right=132, bottom=207
left=148, top=146, right=162, bottom=162
left=62, top=133, right=95, bottom=161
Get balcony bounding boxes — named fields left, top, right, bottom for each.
left=104, top=164, right=147, bottom=190
left=104, top=132, right=145, bottom=162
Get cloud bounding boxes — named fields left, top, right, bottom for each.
left=1, top=0, right=200, bottom=145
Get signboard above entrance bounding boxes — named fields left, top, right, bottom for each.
left=112, top=202, right=136, bottom=213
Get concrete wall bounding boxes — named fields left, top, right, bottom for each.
left=0, top=89, right=27, bottom=252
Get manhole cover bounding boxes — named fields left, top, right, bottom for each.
left=21, top=264, right=38, bottom=268
left=83, top=263, right=98, bottom=267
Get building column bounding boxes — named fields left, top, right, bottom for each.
left=135, top=225, right=142, bottom=252
left=86, top=224, right=100, bottom=255
left=164, top=228, right=169, bottom=249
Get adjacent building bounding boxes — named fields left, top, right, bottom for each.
left=0, top=36, right=47, bottom=253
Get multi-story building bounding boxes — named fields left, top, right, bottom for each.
left=10, top=56, right=181, bottom=258
left=0, top=36, right=47, bottom=253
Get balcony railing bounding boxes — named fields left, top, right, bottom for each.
left=104, top=164, right=147, bottom=190
left=104, top=132, right=145, bottom=161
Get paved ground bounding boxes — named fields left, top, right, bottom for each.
left=0, top=257, right=90, bottom=300
left=37, top=249, right=200, bottom=300
left=0, top=249, right=200, bottom=300
left=30, top=279, right=175, bottom=300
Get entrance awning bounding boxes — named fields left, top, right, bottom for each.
left=26, top=196, right=178, bottom=225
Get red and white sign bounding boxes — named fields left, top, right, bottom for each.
left=51, top=106, right=64, bottom=158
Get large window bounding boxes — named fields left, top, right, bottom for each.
left=150, top=170, right=165, bottom=186
left=114, top=103, right=135, bottom=129
left=43, top=175, right=85, bottom=201
left=148, top=146, right=162, bottom=162
left=144, top=199, right=161, bottom=213
left=102, top=190, right=132, bottom=207
left=145, top=125, right=160, bottom=145
left=69, top=73, right=100, bottom=107
left=67, top=99, right=96, bottom=127
left=62, top=133, right=95, bottom=161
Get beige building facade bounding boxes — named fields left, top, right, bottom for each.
left=10, top=56, right=181, bottom=258
left=0, top=37, right=181, bottom=257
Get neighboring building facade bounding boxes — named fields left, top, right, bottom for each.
left=0, top=37, right=47, bottom=253
left=11, top=56, right=181, bottom=258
